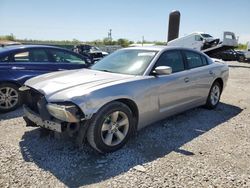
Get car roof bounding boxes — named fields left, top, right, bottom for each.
left=123, top=45, right=205, bottom=53
left=0, top=44, right=70, bottom=53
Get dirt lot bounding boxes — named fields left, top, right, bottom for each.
left=0, top=61, right=250, bottom=188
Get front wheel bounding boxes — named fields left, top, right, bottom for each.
left=205, top=81, right=222, bottom=109
left=238, top=56, right=245, bottom=62
left=0, top=83, right=21, bottom=113
left=87, top=101, right=134, bottom=153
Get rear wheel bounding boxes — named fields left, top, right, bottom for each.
left=87, top=101, right=134, bottom=153
left=0, top=83, right=21, bottom=113
left=205, top=81, right=222, bottom=109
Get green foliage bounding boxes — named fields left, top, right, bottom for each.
left=236, top=43, right=247, bottom=50
left=154, top=41, right=167, bottom=45
left=0, top=33, right=15, bottom=41
left=0, top=33, right=167, bottom=48
left=117, top=38, right=130, bottom=47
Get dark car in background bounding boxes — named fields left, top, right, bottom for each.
left=212, top=49, right=246, bottom=62
left=73, top=44, right=108, bottom=62
left=0, top=45, right=92, bottom=112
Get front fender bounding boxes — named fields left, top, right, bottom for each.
left=72, top=89, right=136, bottom=119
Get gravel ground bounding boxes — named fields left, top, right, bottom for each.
left=0, top=61, right=250, bottom=188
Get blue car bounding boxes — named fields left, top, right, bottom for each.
left=0, top=45, right=92, bottom=112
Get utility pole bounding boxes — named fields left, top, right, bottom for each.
left=108, top=29, right=112, bottom=44
left=142, top=36, right=144, bottom=46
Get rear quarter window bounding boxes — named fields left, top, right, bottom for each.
left=184, top=51, right=207, bottom=69
left=201, top=55, right=208, bottom=65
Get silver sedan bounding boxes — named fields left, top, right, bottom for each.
left=21, top=46, right=229, bottom=153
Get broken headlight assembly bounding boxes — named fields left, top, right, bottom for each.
left=46, top=103, right=83, bottom=123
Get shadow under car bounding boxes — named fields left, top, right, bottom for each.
left=19, top=102, right=242, bottom=187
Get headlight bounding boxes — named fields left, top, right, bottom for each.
left=86, top=58, right=92, bottom=64
left=46, top=103, right=80, bottom=123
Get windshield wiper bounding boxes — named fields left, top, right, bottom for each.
left=98, top=69, right=114, bottom=73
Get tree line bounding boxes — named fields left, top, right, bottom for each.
left=0, top=34, right=247, bottom=49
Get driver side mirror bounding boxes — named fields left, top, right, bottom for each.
left=153, top=66, right=172, bottom=75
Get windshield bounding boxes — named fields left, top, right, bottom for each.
left=201, top=34, right=213, bottom=38
left=91, top=46, right=100, bottom=51
left=91, top=49, right=157, bottom=75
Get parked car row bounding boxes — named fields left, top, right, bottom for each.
left=211, top=49, right=246, bottom=62
left=73, top=44, right=108, bottom=62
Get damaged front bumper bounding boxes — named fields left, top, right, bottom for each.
left=23, top=105, right=63, bottom=132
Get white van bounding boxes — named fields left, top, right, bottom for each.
left=168, top=32, right=237, bottom=51
left=167, top=32, right=219, bottom=50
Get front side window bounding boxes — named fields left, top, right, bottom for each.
left=195, top=35, right=203, bottom=41
left=184, top=51, right=207, bottom=69
left=154, top=50, right=185, bottom=73
left=225, top=34, right=235, bottom=40
left=91, top=49, right=157, bottom=75
left=49, top=50, right=86, bottom=64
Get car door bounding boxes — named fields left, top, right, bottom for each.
left=193, top=35, right=203, bottom=50
left=182, top=50, right=214, bottom=103
left=8, top=48, right=60, bottom=84
left=47, top=49, right=88, bottom=70
left=149, top=50, right=193, bottom=119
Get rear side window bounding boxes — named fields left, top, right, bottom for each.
left=13, top=49, right=49, bottom=63
left=49, top=49, right=86, bottom=64
left=155, top=50, right=185, bottom=73
left=184, top=51, right=207, bottom=69
left=14, top=52, right=30, bottom=62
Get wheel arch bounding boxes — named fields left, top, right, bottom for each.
left=213, top=77, right=224, bottom=91
left=86, top=98, right=139, bottom=132
left=114, top=98, right=139, bottom=130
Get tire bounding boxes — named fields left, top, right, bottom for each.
left=238, top=56, right=245, bottom=62
left=87, top=101, right=134, bottom=153
left=205, top=81, right=222, bottom=109
left=0, top=83, right=22, bottom=113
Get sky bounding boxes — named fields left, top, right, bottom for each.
left=0, top=0, right=249, bottom=43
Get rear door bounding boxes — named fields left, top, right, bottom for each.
left=149, top=50, right=193, bottom=118
left=182, top=50, right=214, bottom=102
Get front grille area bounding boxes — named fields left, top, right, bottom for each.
left=91, top=52, right=103, bottom=59
left=22, top=89, right=44, bottom=114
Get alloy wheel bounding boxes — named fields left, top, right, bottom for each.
left=0, top=87, right=19, bottom=110
left=101, top=111, right=129, bottom=146
left=210, top=85, right=220, bottom=105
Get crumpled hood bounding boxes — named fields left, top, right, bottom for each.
left=25, top=68, right=134, bottom=100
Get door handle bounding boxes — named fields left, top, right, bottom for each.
left=184, top=77, right=189, bottom=83
left=12, top=66, right=25, bottom=70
